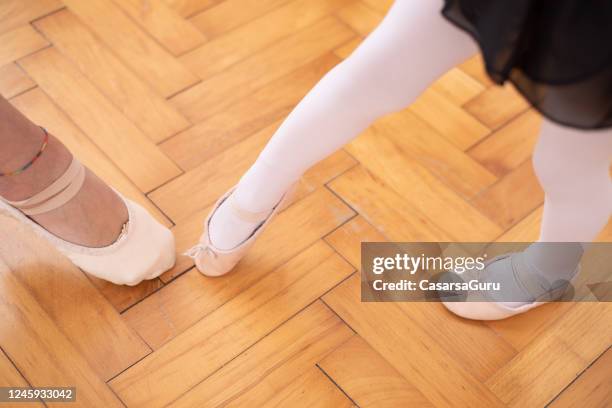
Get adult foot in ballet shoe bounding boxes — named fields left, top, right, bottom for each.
left=0, top=132, right=127, bottom=247
left=0, top=130, right=175, bottom=285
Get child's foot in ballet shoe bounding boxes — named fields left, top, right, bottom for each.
left=186, top=184, right=296, bottom=277
left=0, top=130, right=175, bottom=285
left=207, top=195, right=267, bottom=251
left=441, top=247, right=580, bottom=320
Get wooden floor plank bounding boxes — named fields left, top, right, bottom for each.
left=324, top=216, right=518, bottom=383
left=0, top=25, right=48, bottom=67
left=485, top=301, right=574, bottom=352
left=172, top=16, right=353, bottom=122
left=486, top=303, right=612, bottom=407
left=410, top=88, right=491, bottom=150
left=459, top=54, right=494, bottom=86
left=0, top=215, right=151, bottom=382
left=168, top=304, right=353, bottom=407
left=111, top=245, right=354, bottom=407
left=182, top=0, right=351, bottom=81
left=373, top=110, right=498, bottom=199
left=329, top=165, right=452, bottom=241
left=342, top=129, right=503, bottom=240
left=0, top=243, right=123, bottom=407
left=496, top=206, right=542, bottom=242
left=0, top=349, right=42, bottom=407
left=34, top=9, right=191, bottom=144
left=323, top=275, right=505, bottom=408
left=0, top=63, right=34, bottom=98
left=324, top=215, right=386, bottom=268
left=464, top=83, right=530, bottom=130
left=0, top=0, right=62, bottom=35
left=550, top=348, right=611, bottom=408
left=62, top=0, right=199, bottom=97
left=597, top=218, right=612, bottom=242
left=431, top=67, right=487, bottom=106
left=336, top=1, right=383, bottom=37
left=468, top=109, right=542, bottom=177
left=189, top=0, right=290, bottom=38
left=318, top=335, right=433, bottom=408
left=123, top=189, right=355, bottom=348
left=112, top=0, right=206, bottom=56
left=88, top=274, right=164, bottom=314
left=361, top=0, right=394, bottom=14
left=471, top=158, right=544, bottom=230
left=334, top=37, right=363, bottom=59
left=19, top=48, right=182, bottom=193
left=162, top=53, right=341, bottom=170
left=253, top=367, right=355, bottom=408
left=163, top=0, right=221, bottom=18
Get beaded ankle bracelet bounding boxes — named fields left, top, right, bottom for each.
left=0, top=127, right=49, bottom=177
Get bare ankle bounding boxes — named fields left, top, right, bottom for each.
left=0, top=133, right=72, bottom=201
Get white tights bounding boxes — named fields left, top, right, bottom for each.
left=535, top=120, right=612, bottom=242
left=209, top=0, right=612, bottom=254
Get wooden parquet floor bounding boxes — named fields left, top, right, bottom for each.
left=0, top=1, right=610, bottom=407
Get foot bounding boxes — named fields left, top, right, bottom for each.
left=0, top=132, right=128, bottom=248
left=208, top=159, right=297, bottom=250
left=441, top=247, right=580, bottom=320
left=208, top=197, right=268, bottom=250
left=487, top=243, right=582, bottom=307
left=188, top=184, right=296, bottom=277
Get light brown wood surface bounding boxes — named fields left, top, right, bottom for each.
left=0, top=63, right=35, bottom=98
left=0, top=1, right=609, bottom=407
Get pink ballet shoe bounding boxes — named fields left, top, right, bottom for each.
left=442, top=299, right=543, bottom=320
left=0, top=158, right=175, bottom=286
left=441, top=253, right=576, bottom=320
left=186, top=184, right=297, bottom=277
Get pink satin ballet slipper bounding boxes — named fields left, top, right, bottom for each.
left=186, top=184, right=297, bottom=277
left=442, top=253, right=576, bottom=320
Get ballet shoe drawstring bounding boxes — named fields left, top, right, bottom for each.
left=184, top=244, right=217, bottom=260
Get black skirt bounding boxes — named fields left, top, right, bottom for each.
left=442, top=0, right=612, bottom=129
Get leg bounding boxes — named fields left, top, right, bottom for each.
left=492, top=119, right=612, bottom=306
left=526, top=119, right=612, bottom=297
left=0, top=96, right=127, bottom=247
left=0, top=95, right=175, bottom=285
left=534, top=119, right=612, bottom=242
left=210, top=0, right=478, bottom=249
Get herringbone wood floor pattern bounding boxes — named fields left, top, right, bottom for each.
left=0, top=1, right=610, bottom=407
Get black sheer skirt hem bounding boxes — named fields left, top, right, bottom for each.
left=442, top=0, right=612, bottom=130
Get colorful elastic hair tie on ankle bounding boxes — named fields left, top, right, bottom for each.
left=0, top=127, right=49, bottom=177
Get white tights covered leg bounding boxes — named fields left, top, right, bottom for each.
left=535, top=120, right=612, bottom=243
left=494, top=120, right=612, bottom=306
left=209, top=0, right=478, bottom=249
left=445, top=122, right=611, bottom=317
